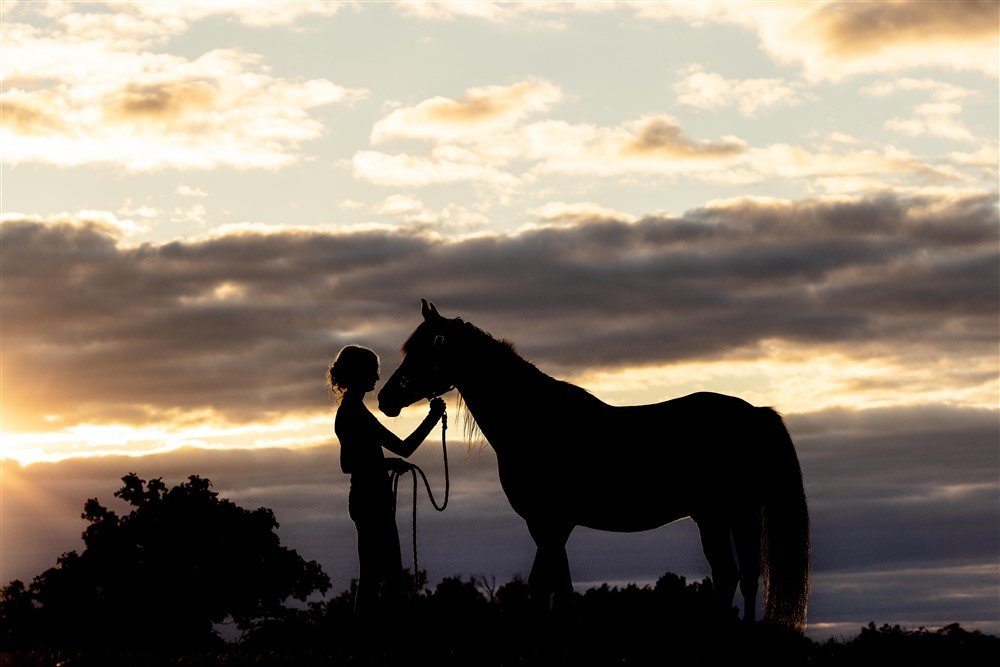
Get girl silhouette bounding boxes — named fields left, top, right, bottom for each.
left=330, top=345, right=445, bottom=615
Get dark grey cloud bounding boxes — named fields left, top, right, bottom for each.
left=3, top=405, right=997, bottom=635
left=2, top=191, right=997, bottom=427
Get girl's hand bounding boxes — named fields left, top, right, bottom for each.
left=385, top=458, right=413, bottom=474
left=429, top=397, right=446, bottom=418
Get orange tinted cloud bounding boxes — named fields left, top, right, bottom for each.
left=711, top=1, right=999, bottom=81
left=371, top=80, right=562, bottom=143
left=618, top=115, right=746, bottom=160
left=1, top=13, right=365, bottom=170
left=803, top=0, right=997, bottom=58
left=0, top=90, right=66, bottom=134
left=103, top=80, right=218, bottom=123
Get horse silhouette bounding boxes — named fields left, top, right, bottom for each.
left=378, top=300, right=810, bottom=631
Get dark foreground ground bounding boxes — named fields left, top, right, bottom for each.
left=2, top=621, right=998, bottom=667
left=4, top=619, right=997, bottom=666
left=3, top=575, right=997, bottom=666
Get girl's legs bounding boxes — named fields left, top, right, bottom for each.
left=354, top=518, right=379, bottom=616
left=354, top=510, right=403, bottom=617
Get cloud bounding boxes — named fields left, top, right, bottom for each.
left=357, top=80, right=562, bottom=188
left=528, top=125, right=958, bottom=186
left=0, top=13, right=365, bottom=170
left=102, top=80, right=219, bottom=123
left=861, top=78, right=976, bottom=103
left=353, top=149, right=522, bottom=188
left=372, top=194, right=438, bottom=225
left=0, top=88, right=68, bottom=134
left=727, top=144, right=967, bottom=186
left=357, top=110, right=750, bottom=187
left=631, top=1, right=1000, bottom=81
left=3, top=190, right=996, bottom=433
left=390, top=2, right=999, bottom=80
left=371, top=79, right=562, bottom=143
left=861, top=79, right=979, bottom=143
left=114, top=0, right=346, bottom=28
left=358, top=78, right=778, bottom=189
left=673, top=65, right=806, bottom=116
left=176, top=185, right=208, bottom=198
left=395, top=0, right=518, bottom=22
left=529, top=201, right=637, bottom=227
left=393, top=0, right=613, bottom=28
left=794, top=1, right=997, bottom=71
left=527, top=113, right=748, bottom=166
left=618, top=115, right=746, bottom=159
left=17, top=1, right=345, bottom=38
left=356, top=81, right=957, bottom=190
left=884, top=103, right=975, bottom=142
left=171, top=203, right=208, bottom=227
left=3, top=404, right=997, bottom=634
left=950, top=144, right=1000, bottom=168
left=523, top=115, right=747, bottom=177
left=368, top=194, right=491, bottom=233
left=576, top=342, right=997, bottom=416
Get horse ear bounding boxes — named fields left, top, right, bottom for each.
left=421, top=298, right=440, bottom=321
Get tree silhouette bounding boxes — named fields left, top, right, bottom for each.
left=0, top=473, right=329, bottom=650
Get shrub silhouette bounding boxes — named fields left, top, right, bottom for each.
left=0, top=473, right=329, bottom=650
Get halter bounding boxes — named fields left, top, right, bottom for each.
left=395, top=353, right=455, bottom=402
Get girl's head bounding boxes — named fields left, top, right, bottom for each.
left=329, top=345, right=379, bottom=396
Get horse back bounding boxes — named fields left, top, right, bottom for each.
left=499, top=391, right=768, bottom=529
left=590, top=391, right=759, bottom=453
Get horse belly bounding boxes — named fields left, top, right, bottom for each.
left=495, top=434, right=704, bottom=530
left=574, top=481, right=691, bottom=532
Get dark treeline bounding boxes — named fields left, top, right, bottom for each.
left=2, top=474, right=996, bottom=666
left=3, top=572, right=997, bottom=666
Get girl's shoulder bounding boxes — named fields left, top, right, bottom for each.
left=336, top=399, right=376, bottom=428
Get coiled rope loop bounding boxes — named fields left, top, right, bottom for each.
left=389, top=409, right=449, bottom=579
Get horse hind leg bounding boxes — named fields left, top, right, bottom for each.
left=733, top=510, right=763, bottom=624
left=527, top=521, right=574, bottom=609
left=696, top=517, right=739, bottom=621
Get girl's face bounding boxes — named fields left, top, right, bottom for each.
left=362, top=360, right=379, bottom=392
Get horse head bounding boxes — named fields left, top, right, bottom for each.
left=378, top=299, right=460, bottom=417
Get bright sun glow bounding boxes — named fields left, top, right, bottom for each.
left=2, top=411, right=336, bottom=467
left=6, top=340, right=994, bottom=468
left=574, top=341, right=999, bottom=414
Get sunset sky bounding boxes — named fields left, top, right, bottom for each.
left=2, top=0, right=998, bottom=637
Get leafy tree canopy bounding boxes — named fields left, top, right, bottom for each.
left=1, top=473, right=329, bottom=649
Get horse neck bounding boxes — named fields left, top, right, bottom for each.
left=451, top=335, right=546, bottom=450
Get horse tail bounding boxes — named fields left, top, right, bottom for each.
left=758, top=407, right=811, bottom=632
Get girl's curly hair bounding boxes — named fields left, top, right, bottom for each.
left=329, top=345, right=378, bottom=396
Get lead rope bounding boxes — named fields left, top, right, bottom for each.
left=390, top=408, right=449, bottom=584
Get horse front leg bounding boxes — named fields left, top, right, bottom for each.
left=527, top=520, right=575, bottom=609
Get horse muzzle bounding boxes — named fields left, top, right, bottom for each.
left=377, top=393, right=402, bottom=417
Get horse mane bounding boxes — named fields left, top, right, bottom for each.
left=402, top=316, right=601, bottom=448
left=456, top=394, right=486, bottom=451
left=454, top=320, right=604, bottom=435
left=453, top=321, right=525, bottom=449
